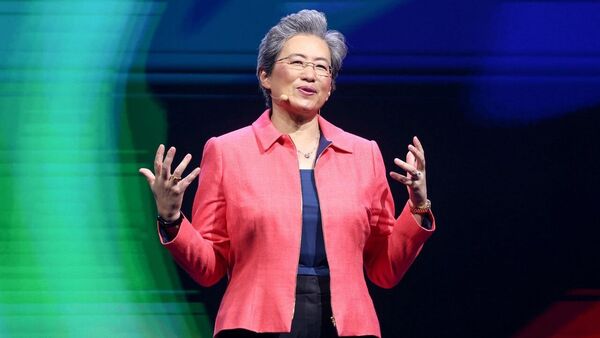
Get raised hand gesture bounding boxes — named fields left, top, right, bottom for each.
left=389, top=136, right=428, bottom=209
left=139, top=144, right=200, bottom=221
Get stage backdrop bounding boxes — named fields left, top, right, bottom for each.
left=1, top=1, right=599, bottom=337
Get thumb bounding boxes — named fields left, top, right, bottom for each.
left=138, top=168, right=155, bottom=185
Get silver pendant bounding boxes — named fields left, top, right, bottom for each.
left=304, top=153, right=310, bottom=159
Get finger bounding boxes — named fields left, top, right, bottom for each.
left=161, top=146, right=176, bottom=180
left=172, top=153, right=192, bottom=177
left=394, top=157, right=418, bottom=177
left=406, top=151, right=416, bottom=167
left=179, top=167, right=201, bottom=189
left=408, top=145, right=425, bottom=170
left=413, top=136, right=424, bottom=154
left=138, top=168, right=156, bottom=185
left=389, top=171, right=413, bottom=185
left=154, top=144, right=165, bottom=177
left=406, top=151, right=419, bottom=179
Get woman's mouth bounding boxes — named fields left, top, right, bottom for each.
left=297, top=86, right=317, bottom=95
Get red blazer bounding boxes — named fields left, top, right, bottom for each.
left=159, top=110, right=435, bottom=337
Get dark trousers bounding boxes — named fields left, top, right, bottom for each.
left=217, top=275, right=338, bottom=338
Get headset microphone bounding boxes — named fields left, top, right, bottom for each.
left=270, top=93, right=290, bottom=102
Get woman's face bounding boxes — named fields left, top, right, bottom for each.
left=261, top=34, right=333, bottom=116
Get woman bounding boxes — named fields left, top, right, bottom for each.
left=139, top=9, right=435, bottom=338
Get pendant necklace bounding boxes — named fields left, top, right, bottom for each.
left=296, top=135, right=320, bottom=159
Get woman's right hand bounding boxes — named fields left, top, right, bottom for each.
left=139, top=144, right=200, bottom=221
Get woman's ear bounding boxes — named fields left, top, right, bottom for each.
left=259, top=70, right=271, bottom=90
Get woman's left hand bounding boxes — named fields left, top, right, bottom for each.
left=389, top=136, right=428, bottom=208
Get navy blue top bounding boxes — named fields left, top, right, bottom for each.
left=297, top=134, right=331, bottom=276
left=297, top=169, right=330, bottom=276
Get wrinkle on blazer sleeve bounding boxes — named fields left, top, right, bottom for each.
left=158, top=137, right=229, bottom=287
left=363, top=140, right=435, bottom=289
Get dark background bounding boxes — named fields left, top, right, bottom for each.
left=144, top=1, right=600, bottom=337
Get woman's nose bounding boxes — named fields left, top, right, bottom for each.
left=300, top=66, right=317, bottom=81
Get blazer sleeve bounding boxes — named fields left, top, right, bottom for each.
left=157, top=137, right=229, bottom=287
left=363, top=140, right=435, bottom=289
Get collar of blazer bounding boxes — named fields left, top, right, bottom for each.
left=252, top=109, right=354, bottom=154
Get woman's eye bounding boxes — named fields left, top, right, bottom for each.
left=290, top=60, right=304, bottom=66
left=315, top=65, right=328, bottom=71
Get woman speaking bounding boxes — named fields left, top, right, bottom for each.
left=139, top=9, right=435, bottom=338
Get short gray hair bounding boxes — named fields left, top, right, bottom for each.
left=257, top=9, right=348, bottom=108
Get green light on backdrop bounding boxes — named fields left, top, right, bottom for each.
left=0, top=1, right=211, bottom=337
